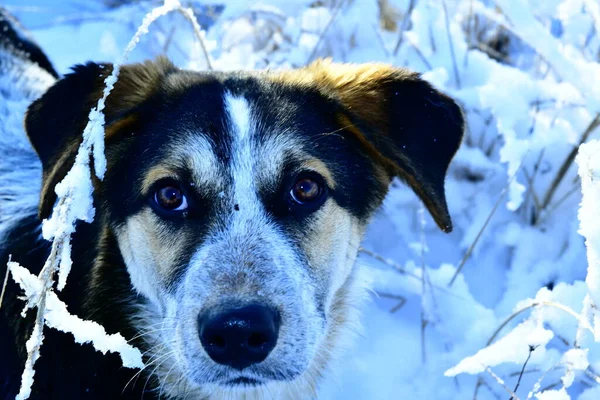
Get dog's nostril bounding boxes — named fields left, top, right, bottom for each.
left=198, top=304, right=280, bottom=370
left=207, top=334, right=226, bottom=349
left=247, top=332, right=269, bottom=349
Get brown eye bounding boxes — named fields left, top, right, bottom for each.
left=154, top=185, right=188, bottom=211
left=290, top=176, right=323, bottom=205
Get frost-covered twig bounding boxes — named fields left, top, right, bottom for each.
left=485, top=301, right=595, bottom=349
left=525, top=350, right=590, bottom=399
left=448, top=156, right=527, bottom=286
left=376, top=292, right=407, bottom=313
left=359, top=247, right=461, bottom=299
left=306, top=0, right=347, bottom=63
left=441, top=0, right=461, bottom=88
left=485, top=367, right=520, bottom=400
left=419, top=206, right=430, bottom=363
left=360, top=247, right=421, bottom=280
left=494, top=0, right=600, bottom=110
left=392, top=0, right=416, bottom=56
left=511, top=345, right=537, bottom=399
left=174, top=6, right=213, bottom=70
left=540, top=114, right=600, bottom=212
left=10, top=262, right=143, bottom=366
left=0, top=255, right=9, bottom=309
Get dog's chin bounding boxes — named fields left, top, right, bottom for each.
left=198, top=369, right=300, bottom=388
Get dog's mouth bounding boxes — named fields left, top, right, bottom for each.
left=223, top=376, right=263, bottom=388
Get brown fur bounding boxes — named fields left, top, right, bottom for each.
left=272, top=58, right=416, bottom=138
left=271, top=59, right=460, bottom=232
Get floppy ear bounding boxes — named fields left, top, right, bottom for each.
left=25, top=57, right=176, bottom=219
left=281, top=59, right=464, bottom=232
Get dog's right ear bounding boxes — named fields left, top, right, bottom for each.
left=25, top=57, right=177, bottom=219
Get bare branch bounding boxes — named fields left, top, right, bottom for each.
left=485, top=367, right=520, bottom=400
left=0, top=255, right=10, bottom=309
left=307, top=0, right=347, bottom=64
left=540, top=113, right=600, bottom=211
left=441, top=0, right=461, bottom=88
left=175, top=6, right=213, bottom=70
left=393, top=0, right=416, bottom=56
left=511, top=345, right=538, bottom=399
left=377, top=292, right=407, bottom=313
left=448, top=156, right=527, bottom=286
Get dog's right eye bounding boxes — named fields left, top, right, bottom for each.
left=154, top=185, right=188, bottom=211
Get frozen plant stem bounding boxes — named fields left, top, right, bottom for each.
left=359, top=247, right=462, bottom=299
left=448, top=157, right=527, bottom=286
left=486, top=301, right=594, bottom=349
left=420, top=206, right=428, bottom=363
left=463, top=0, right=474, bottom=67
left=393, top=0, right=416, bottom=56
left=377, top=292, right=407, bottom=313
left=540, top=114, right=600, bottom=212
left=307, top=0, right=347, bottom=63
left=485, top=367, right=520, bottom=399
left=441, top=0, right=461, bottom=88
left=511, top=346, right=537, bottom=399
left=0, top=254, right=10, bottom=309
left=175, top=6, right=213, bottom=70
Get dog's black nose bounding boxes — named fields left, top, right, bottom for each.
left=198, top=304, right=280, bottom=370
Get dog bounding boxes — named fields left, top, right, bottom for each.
left=0, top=8, right=464, bottom=399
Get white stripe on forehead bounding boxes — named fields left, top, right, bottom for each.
left=224, top=92, right=305, bottom=202
left=225, top=93, right=259, bottom=215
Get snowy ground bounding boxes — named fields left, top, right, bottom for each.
left=4, top=0, right=600, bottom=399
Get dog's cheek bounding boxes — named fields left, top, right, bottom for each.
left=301, top=200, right=364, bottom=322
left=115, top=209, right=179, bottom=308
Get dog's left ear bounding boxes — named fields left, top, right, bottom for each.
left=283, top=60, right=465, bottom=232
left=25, top=57, right=177, bottom=219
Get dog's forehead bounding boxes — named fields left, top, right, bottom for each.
left=110, top=71, right=386, bottom=223
left=153, top=78, right=323, bottom=191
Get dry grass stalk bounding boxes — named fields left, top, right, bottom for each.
left=0, top=255, right=10, bottom=310
left=307, top=0, right=347, bottom=63
left=540, top=113, right=600, bottom=211
left=485, top=367, right=520, bottom=399
left=448, top=157, right=526, bottom=287
left=441, top=0, right=462, bottom=88
left=393, top=0, right=416, bottom=56
left=175, top=6, right=213, bottom=70
left=359, top=247, right=467, bottom=300
left=377, top=292, right=407, bottom=313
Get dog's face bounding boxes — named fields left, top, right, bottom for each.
left=25, top=58, right=463, bottom=397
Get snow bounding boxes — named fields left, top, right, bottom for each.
left=3, top=0, right=600, bottom=399
left=536, top=388, right=571, bottom=400
left=9, top=262, right=143, bottom=368
left=445, top=319, right=555, bottom=377
left=577, top=140, right=600, bottom=310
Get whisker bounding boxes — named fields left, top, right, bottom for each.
left=142, top=350, right=177, bottom=399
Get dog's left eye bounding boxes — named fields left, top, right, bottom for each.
left=289, top=173, right=326, bottom=208
left=154, top=185, right=188, bottom=211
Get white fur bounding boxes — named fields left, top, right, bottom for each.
left=171, top=133, right=225, bottom=191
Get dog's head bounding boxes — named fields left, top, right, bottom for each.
left=25, top=58, right=463, bottom=397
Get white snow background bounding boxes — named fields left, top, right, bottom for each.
left=3, top=0, right=600, bottom=399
